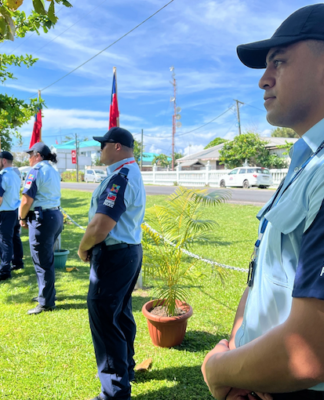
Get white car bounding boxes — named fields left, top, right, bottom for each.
left=84, top=169, right=107, bottom=183
left=220, top=167, right=273, bottom=189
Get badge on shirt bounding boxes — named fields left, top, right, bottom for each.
left=110, top=184, right=120, bottom=193
left=103, top=192, right=117, bottom=208
left=25, top=179, right=33, bottom=189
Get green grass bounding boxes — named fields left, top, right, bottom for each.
left=0, top=190, right=261, bottom=400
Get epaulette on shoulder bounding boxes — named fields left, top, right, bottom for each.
left=119, top=167, right=129, bottom=179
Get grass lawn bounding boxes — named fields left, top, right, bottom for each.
left=0, top=190, right=261, bottom=400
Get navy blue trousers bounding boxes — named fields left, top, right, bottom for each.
left=87, top=243, right=142, bottom=400
left=0, top=209, right=23, bottom=278
left=28, top=210, right=63, bottom=307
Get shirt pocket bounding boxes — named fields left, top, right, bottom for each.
left=263, top=197, right=307, bottom=286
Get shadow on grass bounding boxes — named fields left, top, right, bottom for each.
left=174, top=330, right=221, bottom=352
left=133, top=365, right=214, bottom=399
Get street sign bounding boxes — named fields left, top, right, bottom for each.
left=71, top=150, right=76, bottom=164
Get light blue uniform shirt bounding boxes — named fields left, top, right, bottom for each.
left=235, top=118, right=324, bottom=391
left=0, top=167, right=21, bottom=211
left=23, top=161, right=61, bottom=210
left=88, top=157, right=146, bottom=245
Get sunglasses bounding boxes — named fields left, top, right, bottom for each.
left=100, top=142, right=108, bottom=150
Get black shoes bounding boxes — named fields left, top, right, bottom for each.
left=11, top=264, right=24, bottom=271
left=27, top=304, right=55, bottom=315
left=0, top=275, right=11, bottom=282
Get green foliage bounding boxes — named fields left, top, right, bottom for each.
left=271, top=127, right=299, bottom=138
left=93, top=156, right=104, bottom=166
left=219, top=132, right=288, bottom=169
left=0, top=0, right=72, bottom=150
left=61, top=170, right=84, bottom=182
left=0, top=0, right=73, bottom=41
left=152, top=153, right=171, bottom=167
left=142, top=187, right=231, bottom=316
left=133, top=139, right=143, bottom=163
left=275, top=140, right=294, bottom=156
left=204, top=137, right=228, bottom=149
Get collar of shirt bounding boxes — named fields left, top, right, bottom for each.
left=106, top=157, right=135, bottom=175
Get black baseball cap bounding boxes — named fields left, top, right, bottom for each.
left=0, top=151, right=13, bottom=161
left=25, top=142, right=51, bottom=157
left=237, top=4, right=324, bottom=69
left=93, top=127, right=134, bottom=149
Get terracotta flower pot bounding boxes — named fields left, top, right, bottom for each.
left=142, top=299, right=193, bottom=348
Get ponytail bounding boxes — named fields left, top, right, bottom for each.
left=43, top=152, right=58, bottom=164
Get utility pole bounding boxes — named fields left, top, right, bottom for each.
left=140, top=129, right=143, bottom=171
left=75, top=133, right=79, bottom=182
left=170, top=67, right=181, bottom=171
left=234, top=99, right=244, bottom=135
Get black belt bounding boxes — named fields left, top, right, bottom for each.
left=105, top=243, right=137, bottom=252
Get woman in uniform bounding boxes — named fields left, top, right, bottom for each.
left=19, top=142, right=63, bottom=315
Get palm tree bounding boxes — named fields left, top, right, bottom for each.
left=142, top=187, right=231, bottom=316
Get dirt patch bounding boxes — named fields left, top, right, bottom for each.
left=149, top=305, right=186, bottom=317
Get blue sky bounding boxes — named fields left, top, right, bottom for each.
left=0, top=0, right=318, bottom=155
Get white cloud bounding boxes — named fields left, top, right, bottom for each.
left=149, top=144, right=162, bottom=154
left=183, top=144, right=204, bottom=156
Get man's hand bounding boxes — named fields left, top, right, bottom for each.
left=202, top=339, right=231, bottom=399
left=202, top=340, right=272, bottom=400
left=19, top=220, right=28, bottom=229
left=78, top=247, right=91, bottom=262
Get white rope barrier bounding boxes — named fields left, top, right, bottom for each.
left=143, top=223, right=248, bottom=273
left=61, top=207, right=248, bottom=273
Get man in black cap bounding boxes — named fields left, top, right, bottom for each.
left=78, top=127, right=146, bottom=400
left=0, top=151, right=24, bottom=281
left=202, top=4, right=324, bottom=400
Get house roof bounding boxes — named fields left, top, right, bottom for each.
left=177, top=137, right=298, bottom=163
left=177, top=143, right=224, bottom=162
left=55, top=140, right=100, bottom=150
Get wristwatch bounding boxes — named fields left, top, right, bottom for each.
left=18, top=217, right=27, bottom=221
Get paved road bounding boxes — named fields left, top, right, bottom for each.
left=61, top=182, right=274, bottom=206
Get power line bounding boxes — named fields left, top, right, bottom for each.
left=243, top=103, right=266, bottom=113
left=166, top=106, right=234, bottom=139
left=40, top=0, right=174, bottom=92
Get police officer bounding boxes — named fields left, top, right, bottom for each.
left=19, top=143, right=63, bottom=315
left=0, top=151, right=24, bottom=281
left=78, top=127, right=146, bottom=400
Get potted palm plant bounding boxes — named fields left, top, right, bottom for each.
left=141, top=187, right=230, bottom=348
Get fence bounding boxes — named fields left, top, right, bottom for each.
left=141, top=162, right=288, bottom=187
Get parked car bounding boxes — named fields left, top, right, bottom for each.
left=84, top=169, right=107, bottom=183
left=219, top=167, right=273, bottom=189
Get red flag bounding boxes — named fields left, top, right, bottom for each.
left=55, top=139, right=59, bottom=145
left=29, top=109, right=42, bottom=148
left=109, top=68, right=119, bottom=129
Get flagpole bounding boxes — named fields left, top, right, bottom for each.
left=38, top=90, right=42, bottom=142
left=113, top=67, right=120, bottom=127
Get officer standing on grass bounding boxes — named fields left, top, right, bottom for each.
left=202, top=4, right=324, bottom=400
left=19, top=143, right=63, bottom=315
left=78, top=127, right=145, bottom=400
left=0, top=151, right=24, bottom=282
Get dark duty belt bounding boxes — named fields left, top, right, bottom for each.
left=105, top=243, right=137, bottom=252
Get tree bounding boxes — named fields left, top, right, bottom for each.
left=271, top=127, right=299, bottom=138
left=219, top=132, right=288, bottom=169
left=152, top=154, right=171, bottom=168
left=204, top=137, right=228, bottom=149
left=174, top=152, right=183, bottom=165
left=133, top=139, right=141, bottom=163
left=0, top=0, right=73, bottom=149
